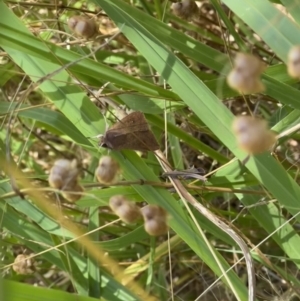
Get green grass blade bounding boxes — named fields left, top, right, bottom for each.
left=222, top=0, right=300, bottom=61
left=4, top=280, right=102, bottom=301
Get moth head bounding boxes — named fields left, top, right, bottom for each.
left=98, top=134, right=115, bottom=149
left=97, top=135, right=105, bottom=146
left=93, top=135, right=105, bottom=147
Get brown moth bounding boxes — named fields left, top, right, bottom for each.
left=99, top=111, right=160, bottom=151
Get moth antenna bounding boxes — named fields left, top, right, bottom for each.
left=86, top=134, right=104, bottom=140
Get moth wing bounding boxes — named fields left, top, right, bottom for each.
left=101, top=111, right=160, bottom=151
left=123, top=131, right=159, bottom=151
left=103, top=129, right=159, bottom=151
left=143, top=133, right=160, bottom=151
left=109, top=112, right=149, bottom=131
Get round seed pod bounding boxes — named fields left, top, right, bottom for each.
left=48, top=173, right=64, bottom=190
left=227, top=69, right=265, bottom=94
left=144, top=219, right=169, bottom=236
left=287, top=46, right=300, bottom=78
left=171, top=0, right=199, bottom=20
left=109, top=194, right=125, bottom=210
left=62, top=183, right=84, bottom=203
left=109, top=195, right=141, bottom=224
left=95, top=156, right=120, bottom=185
left=140, top=205, right=167, bottom=221
left=68, top=16, right=98, bottom=38
left=48, top=159, right=78, bottom=189
left=13, top=254, right=34, bottom=275
left=227, top=53, right=265, bottom=94
left=232, top=116, right=277, bottom=154
left=141, top=205, right=169, bottom=236
left=233, top=53, right=266, bottom=77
